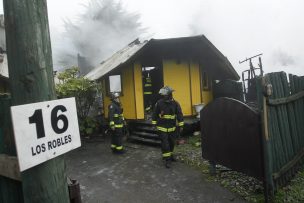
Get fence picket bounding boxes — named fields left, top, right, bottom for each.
left=260, top=72, right=304, bottom=194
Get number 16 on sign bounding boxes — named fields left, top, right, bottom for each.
left=11, top=97, right=81, bottom=171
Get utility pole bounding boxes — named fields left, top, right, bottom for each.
left=3, top=0, right=69, bottom=202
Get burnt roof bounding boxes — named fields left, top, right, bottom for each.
left=86, top=35, right=240, bottom=81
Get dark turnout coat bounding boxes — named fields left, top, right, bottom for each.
left=108, top=101, right=125, bottom=129
left=152, top=98, right=184, bottom=132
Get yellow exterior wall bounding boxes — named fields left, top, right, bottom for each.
left=102, top=64, right=138, bottom=119
left=101, top=79, right=111, bottom=118
left=120, top=66, right=136, bottom=119
left=190, top=62, right=201, bottom=114
left=102, top=60, right=214, bottom=120
left=133, top=62, right=144, bottom=119
left=202, top=90, right=213, bottom=104
left=163, top=60, right=192, bottom=116
left=163, top=60, right=213, bottom=116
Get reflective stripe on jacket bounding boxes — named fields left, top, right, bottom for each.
left=152, top=98, right=184, bottom=130
left=143, top=77, right=153, bottom=95
left=108, top=101, right=124, bottom=128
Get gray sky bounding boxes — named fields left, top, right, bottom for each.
left=0, top=0, right=303, bottom=76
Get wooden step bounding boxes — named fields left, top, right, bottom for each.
left=128, top=119, right=152, bottom=125
left=132, top=131, right=159, bottom=140
left=128, top=135, right=161, bottom=145
left=134, top=125, right=157, bottom=133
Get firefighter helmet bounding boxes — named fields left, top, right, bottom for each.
left=110, top=92, right=120, bottom=99
left=159, top=86, right=174, bottom=96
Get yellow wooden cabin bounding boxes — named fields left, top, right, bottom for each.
left=86, top=35, right=239, bottom=121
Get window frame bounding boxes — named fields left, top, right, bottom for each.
left=105, top=74, right=123, bottom=96
left=202, top=71, right=212, bottom=91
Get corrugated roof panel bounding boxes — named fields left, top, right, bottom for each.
left=85, top=40, right=147, bottom=80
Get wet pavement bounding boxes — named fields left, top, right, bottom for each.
left=65, top=138, right=247, bottom=203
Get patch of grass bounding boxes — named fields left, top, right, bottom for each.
left=175, top=135, right=304, bottom=203
left=273, top=169, right=304, bottom=203
left=175, top=135, right=210, bottom=175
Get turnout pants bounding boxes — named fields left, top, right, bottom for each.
left=111, top=128, right=123, bottom=152
left=159, top=131, right=176, bottom=160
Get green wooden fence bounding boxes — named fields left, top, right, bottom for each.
left=0, top=94, right=24, bottom=203
left=257, top=72, right=304, bottom=195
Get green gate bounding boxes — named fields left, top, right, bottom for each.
left=257, top=72, right=304, bottom=196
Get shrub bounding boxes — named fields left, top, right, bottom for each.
left=55, top=67, right=100, bottom=136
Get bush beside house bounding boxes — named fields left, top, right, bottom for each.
left=55, top=67, right=101, bottom=136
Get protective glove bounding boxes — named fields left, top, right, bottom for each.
left=110, top=126, right=115, bottom=131
left=179, top=127, right=183, bottom=133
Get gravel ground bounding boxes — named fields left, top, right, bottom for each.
left=175, top=134, right=304, bottom=203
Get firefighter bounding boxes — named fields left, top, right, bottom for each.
left=152, top=86, right=184, bottom=168
left=108, top=92, right=126, bottom=154
left=143, top=73, right=153, bottom=113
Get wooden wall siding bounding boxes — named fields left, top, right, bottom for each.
left=133, top=62, right=144, bottom=119
left=101, top=79, right=110, bottom=118
left=163, top=60, right=192, bottom=116
left=120, top=66, right=136, bottom=119
left=102, top=65, right=138, bottom=119
left=200, top=65, right=213, bottom=105
left=190, top=62, right=201, bottom=114
left=102, top=60, right=215, bottom=119
left=202, top=90, right=213, bottom=105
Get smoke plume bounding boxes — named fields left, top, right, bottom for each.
left=271, top=49, right=295, bottom=67
left=52, top=0, right=145, bottom=72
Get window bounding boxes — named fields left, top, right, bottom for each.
left=108, top=75, right=122, bottom=93
left=202, top=71, right=212, bottom=91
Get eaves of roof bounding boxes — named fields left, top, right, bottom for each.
left=86, top=35, right=240, bottom=81
left=85, top=39, right=147, bottom=80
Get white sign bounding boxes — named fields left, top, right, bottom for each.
left=11, top=97, right=81, bottom=171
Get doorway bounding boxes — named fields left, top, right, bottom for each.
left=142, top=66, right=163, bottom=117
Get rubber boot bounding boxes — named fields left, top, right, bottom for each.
left=171, top=155, right=177, bottom=162
left=164, top=159, right=171, bottom=168
left=117, top=148, right=127, bottom=154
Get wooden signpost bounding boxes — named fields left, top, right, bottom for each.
left=2, top=0, right=75, bottom=202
